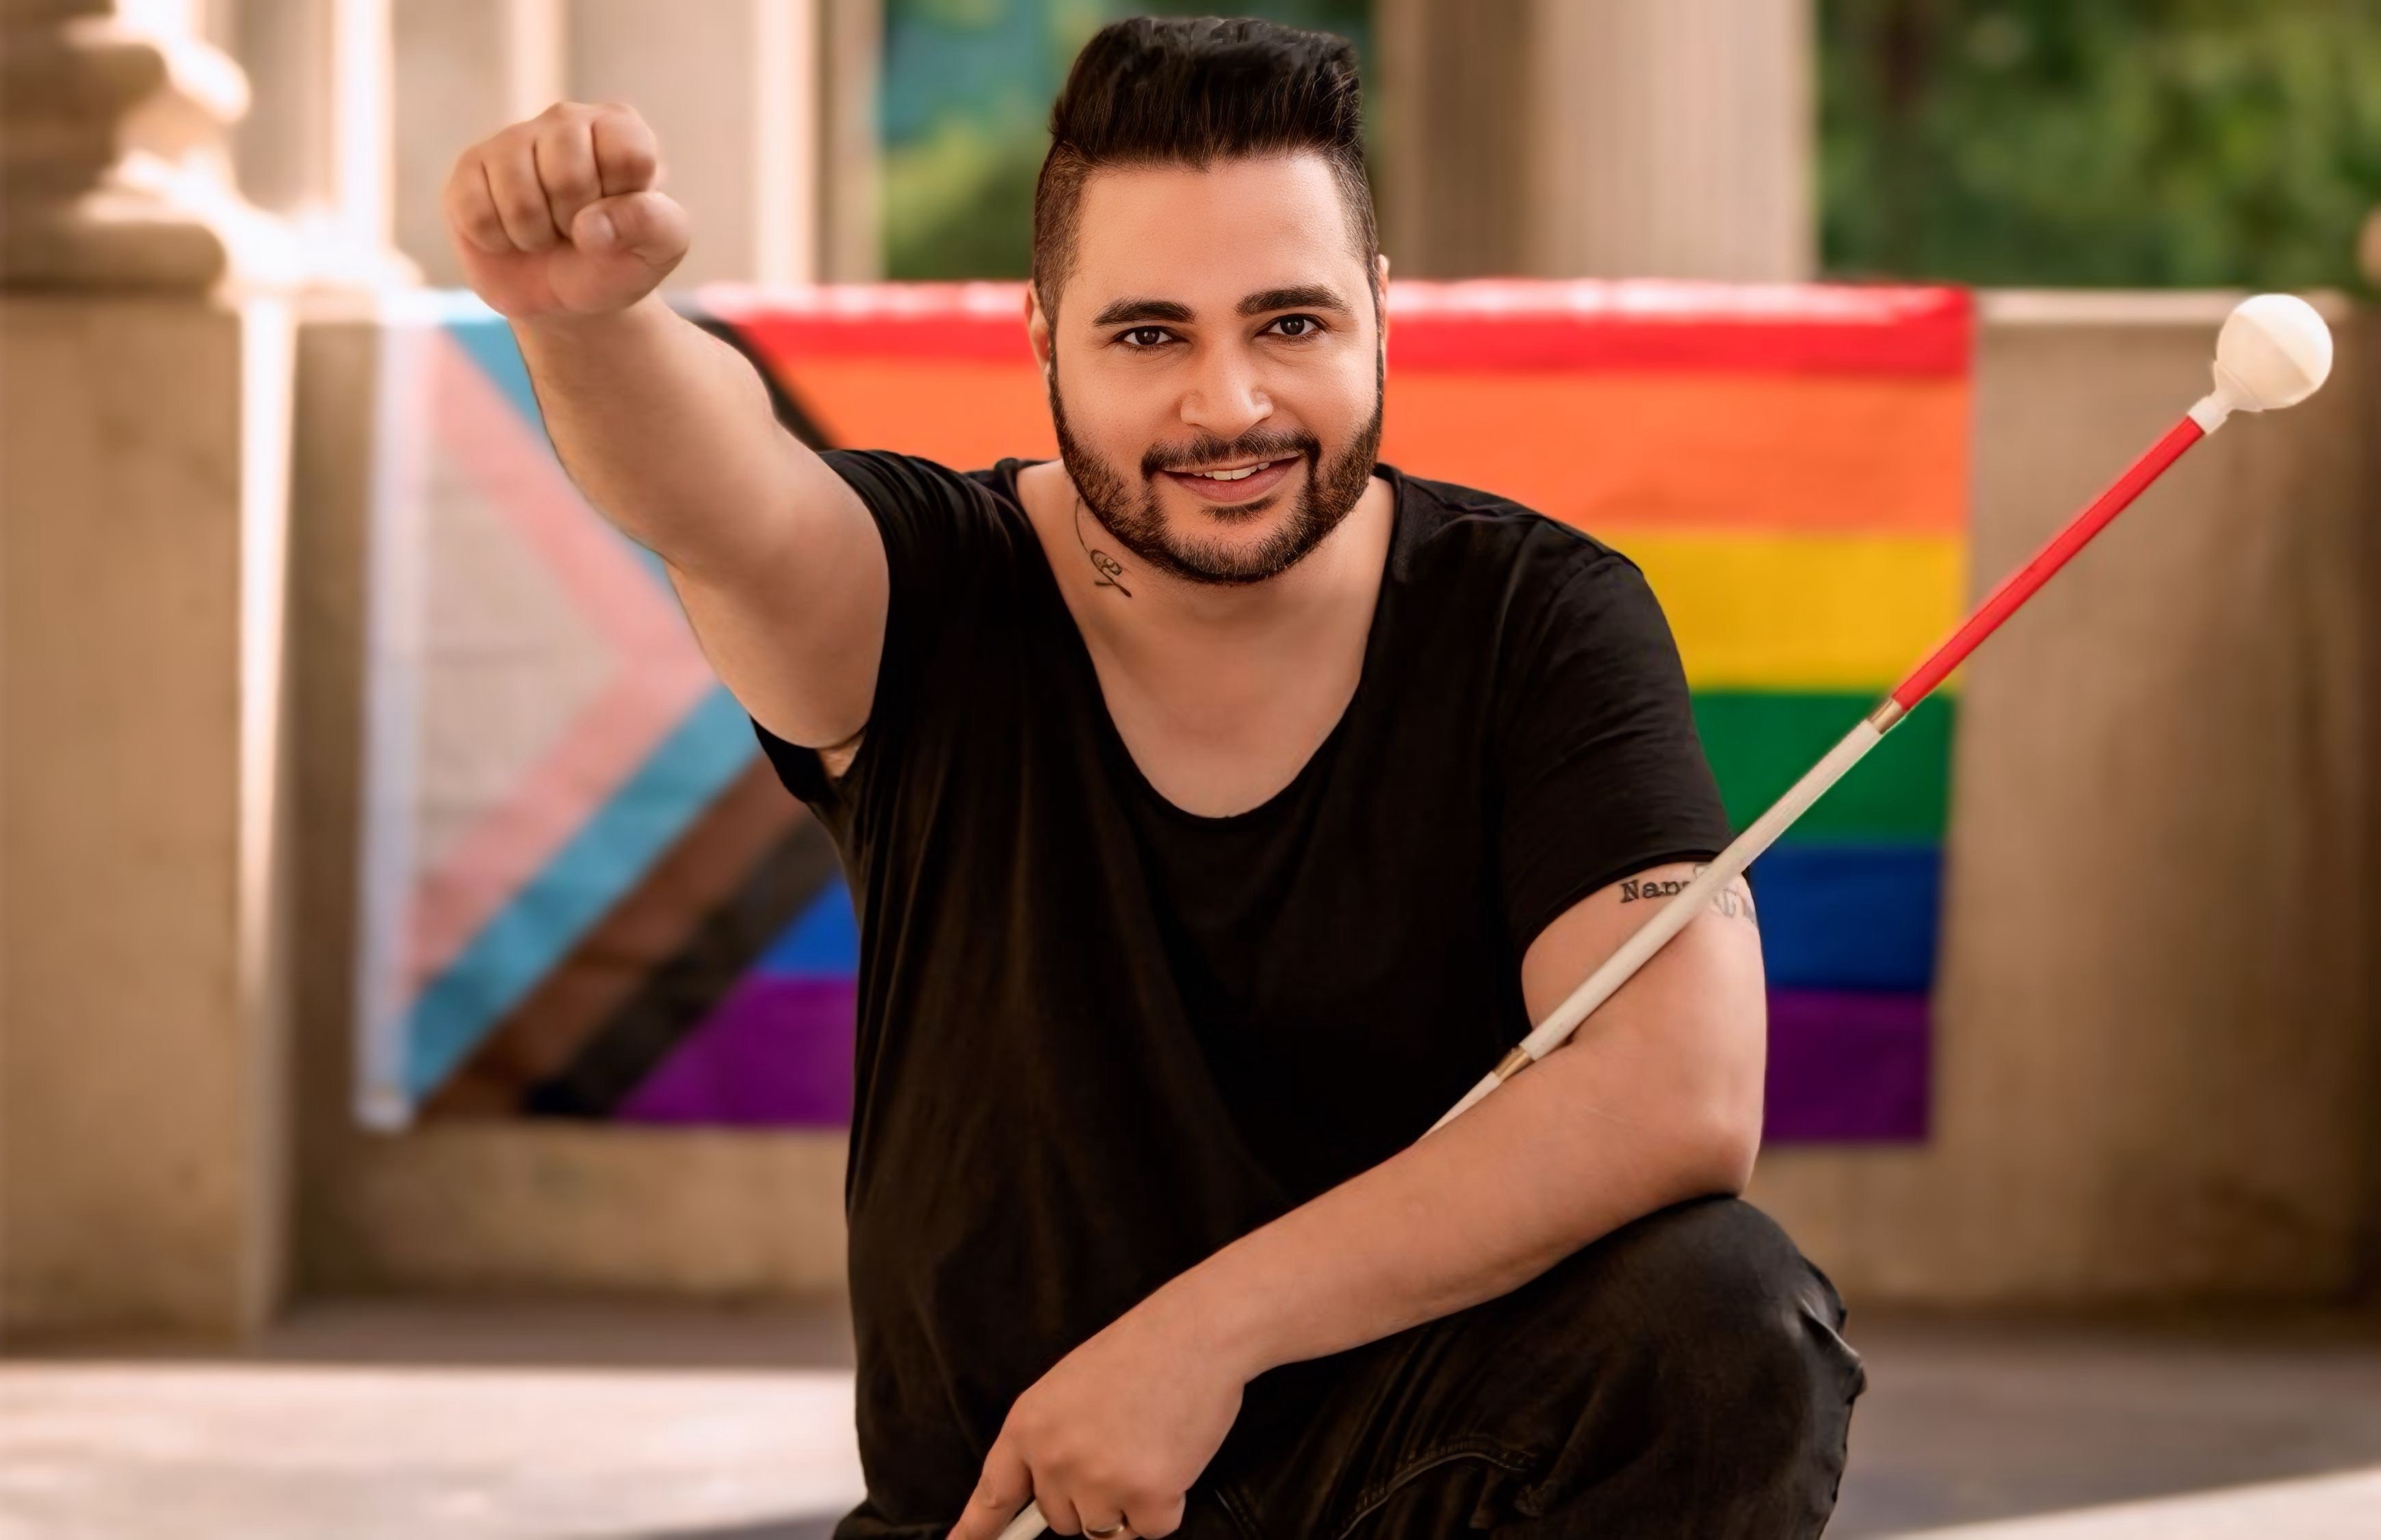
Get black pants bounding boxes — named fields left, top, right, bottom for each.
left=1180, top=1195, right=1865, bottom=1539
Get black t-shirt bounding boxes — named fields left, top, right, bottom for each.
left=752, top=452, right=1730, bottom=1536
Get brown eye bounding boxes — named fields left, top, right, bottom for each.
left=1123, top=327, right=1170, bottom=348
left=1271, top=315, right=1319, bottom=338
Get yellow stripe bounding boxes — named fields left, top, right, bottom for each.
left=1609, top=532, right=1967, bottom=691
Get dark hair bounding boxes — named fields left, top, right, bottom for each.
left=1033, top=16, right=1377, bottom=317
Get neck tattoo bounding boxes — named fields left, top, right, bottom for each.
left=1072, top=495, right=1132, bottom=597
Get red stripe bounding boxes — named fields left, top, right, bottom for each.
left=1890, top=415, right=2205, bottom=709
left=694, top=280, right=1973, bottom=376
left=1386, top=280, right=1972, bottom=375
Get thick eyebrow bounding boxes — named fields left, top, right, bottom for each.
left=1239, top=285, right=1352, bottom=317
left=1087, top=287, right=1356, bottom=328
left=1091, top=297, right=1194, bottom=327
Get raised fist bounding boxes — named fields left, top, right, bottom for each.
left=442, top=101, right=689, bottom=319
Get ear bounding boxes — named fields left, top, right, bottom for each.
left=1375, top=252, right=1392, bottom=356
left=1026, top=285, right=1055, bottom=378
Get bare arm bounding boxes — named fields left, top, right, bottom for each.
left=444, top=101, right=887, bottom=751
left=1147, top=861, right=1767, bottom=1376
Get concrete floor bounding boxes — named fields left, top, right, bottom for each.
left=4, top=1301, right=2380, bottom=1539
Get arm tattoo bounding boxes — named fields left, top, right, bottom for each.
left=1074, top=495, right=1132, bottom=597
left=1617, top=863, right=1758, bottom=925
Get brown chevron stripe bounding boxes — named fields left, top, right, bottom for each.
left=422, top=759, right=811, bottom=1117
left=521, top=806, right=844, bottom=1118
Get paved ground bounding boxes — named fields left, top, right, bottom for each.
left=4, top=1300, right=2379, bottom=1538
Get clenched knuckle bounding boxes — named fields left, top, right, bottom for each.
left=496, top=185, right=546, bottom=225
left=538, top=138, right=597, bottom=189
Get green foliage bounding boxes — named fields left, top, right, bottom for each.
left=1821, top=0, right=2381, bottom=290
left=883, top=110, right=1048, bottom=280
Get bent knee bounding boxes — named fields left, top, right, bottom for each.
left=1502, top=1201, right=1866, bottom=1534
left=1567, top=1197, right=1864, bottom=1426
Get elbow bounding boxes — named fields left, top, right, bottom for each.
left=1670, top=1097, right=1762, bottom=1200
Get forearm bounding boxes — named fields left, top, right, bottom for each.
left=513, top=293, right=805, bottom=579
left=1158, top=1028, right=1752, bottom=1383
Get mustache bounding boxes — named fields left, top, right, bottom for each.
left=1141, top=429, right=1319, bottom=478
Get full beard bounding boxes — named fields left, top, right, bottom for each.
left=1048, top=365, right=1385, bottom=588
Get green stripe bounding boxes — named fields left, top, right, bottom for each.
left=1692, top=691, right=1953, bottom=840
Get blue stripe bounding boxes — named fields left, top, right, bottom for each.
left=757, top=880, right=859, bottom=978
left=1749, top=843, right=1941, bottom=993
left=404, top=685, right=760, bottom=1096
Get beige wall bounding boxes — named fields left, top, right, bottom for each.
left=273, top=294, right=2380, bottom=1314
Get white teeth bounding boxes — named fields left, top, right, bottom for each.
left=1190, top=460, right=1271, bottom=482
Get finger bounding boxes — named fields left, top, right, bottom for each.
left=1128, top=1492, right=1184, bottom=1537
left=571, top=190, right=688, bottom=269
left=948, top=1441, right=1035, bottom=1540
left=532, top=109, right=603, bottom=241
left=482, top=128, right=560, bottom=252
left=589, top=102, right=660, bottom=197
left=1030, top=1479, right=1081, bottom=1537
left=442, top=148, right=510, bottom=254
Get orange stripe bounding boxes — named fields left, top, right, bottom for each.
left=1379, top=371, right=1969, bottom=536
left=772, top=359, right=1057, bottom=466
left=771, top=361, right=1969, bottom=542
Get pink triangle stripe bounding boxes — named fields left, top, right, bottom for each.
left=403, top=335, right=718, bottom=994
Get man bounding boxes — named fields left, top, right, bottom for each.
left=443, top=16, right=1862, bottom=1539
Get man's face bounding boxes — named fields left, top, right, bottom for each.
left=1031, top=152, right=1385, bottom=588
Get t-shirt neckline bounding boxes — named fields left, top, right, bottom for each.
left=987, top=456, right=1409, bottom=831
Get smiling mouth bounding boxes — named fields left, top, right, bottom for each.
left=1172, top=458, right=1282, bottom=482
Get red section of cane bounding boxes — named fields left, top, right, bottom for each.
left=1889, top=415, right=2207, bottom=711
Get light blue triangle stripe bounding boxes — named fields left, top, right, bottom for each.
left=403, top=683, right=758, bottom=1097
left=440, top=306, right=671, bottom=588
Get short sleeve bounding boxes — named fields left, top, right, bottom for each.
left=1495, top=549, right=1733, bottom=959
left=747, top=449, right=1021, bottom=815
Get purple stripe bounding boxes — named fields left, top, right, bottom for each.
left=1764, top=988, right=1930, bottom=1143
left=616, top=974, right=855, bottom=1127
left=617, top=978, right=1929, bottom=1141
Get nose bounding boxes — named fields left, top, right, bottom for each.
left=1178, top=339, right=1271, bottom=443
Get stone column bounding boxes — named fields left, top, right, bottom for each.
left=389, top=0, right=562, bottom=287
left=211, top=0, right=417, bottom=283
left=816, top=0, right=881, bottom=283
left=1, top=0, right=300, bottom=1341
left=565, top=0, right=812, bottom=286
left=387, top=0, right=879, bottom=287
left=1376, top=0, right=1813, bottom=280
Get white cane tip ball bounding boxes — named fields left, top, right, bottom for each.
left=2213, top=293, right=2333, bottom=412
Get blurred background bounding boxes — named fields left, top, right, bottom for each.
left=5, top=1, right=2381, bottom=1537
